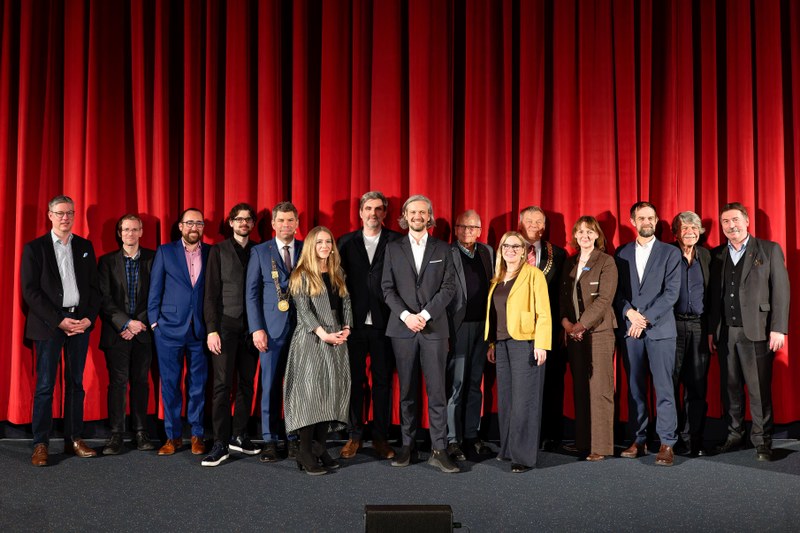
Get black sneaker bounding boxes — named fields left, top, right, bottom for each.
left=391, top=445, right=417, bottom=467
left=103, top=433, right=123, bottom=455
left=229, top=435, right=261, bottom=456
left=135, top=431, right=155, bottom=451
left=201, top=441, right=230, bottom=467
left=446, top=442, right=466, bottom=461
left=428, top=449, right=460, bottom=473
left=756, top=444, right=773, bottom=462
left=259, top=441, right=279, bottom=463
left=471, top=439, right=492, bottom=455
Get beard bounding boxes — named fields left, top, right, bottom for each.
left=637, top=225, right=655, bottom=238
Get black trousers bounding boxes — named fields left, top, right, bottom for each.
left=540, top=341, right=566, bottom=444
left=673, top=317, right=710, bottom=442
left=211, top=324, right=259, bottom=443
left=346, top=326, right=395, bottom=441
left=104, top=338, right=153, bottom=434
left=718, top=326, right=774, bottom=446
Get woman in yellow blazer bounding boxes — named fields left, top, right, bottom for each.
left=485, top=231, right=551, bottom=472
left=560, top=216, right=617, bottom=461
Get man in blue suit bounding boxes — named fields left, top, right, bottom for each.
left=246, top=201, right=303, bottom=462
left=148, top=207, right=210, bottom=456
left=615, top=201, right=681, bottom=466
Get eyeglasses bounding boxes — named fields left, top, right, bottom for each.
left=232, top=217, right=253, bottom=224
left=456, top=224, right=481, bottom=232
left=501, top=244, right=525, bottom=251
left=181, top=220, right=205, bottom=228
left=120, top=228, right=141, bottom=233
left=50, top=210, right=75, bottom=219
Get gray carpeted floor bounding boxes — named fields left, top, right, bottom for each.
left=2, top=438, right=799, bottom=532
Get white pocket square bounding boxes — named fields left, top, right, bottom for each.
left=589, top=281, right=599, bottom=285
left=83, top=252, right=88, bottom=258
left=429, top=259, right=443, bottom=264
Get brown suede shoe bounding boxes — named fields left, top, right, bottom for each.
left=372, top=439, right=396, bottom=459
left=158, top=438, right=183, bottom=456
left=340, top=439, right=361, bottom=459
left=191, top=436, right=206, bottom=455
left=64, top=439, right=97, bottom=458
left=655, top=444, right=674, bottom=466
left=620, top=442, right=646, bottom=459
left=31, top=444, right=48, bottom=466
left=586, top=453, right=605, bottom=462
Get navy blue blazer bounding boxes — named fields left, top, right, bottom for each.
left=245, top=238, right=304, bottom=338
left=614, top=238, right=681, bottom=340
left=147, top=239, right=210, bottom=341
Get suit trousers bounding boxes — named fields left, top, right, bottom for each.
left=211, top=325, right=258, bottom=443
left=260, top=320, right=292, bottom=442
left=495, top=339, right=545, bottom=467
left=718, top=326, right=774, bottom=446
left=673, top=318, right=710, bottom=442
left=346, top=326, right=395, bottom=441
left=446, top=321, right=488, bottom=443
left=567, top=330, right=615, bottom=456
left=623, top=334, right=678, bottom=446
left=32, top=325, right=91, bottom=445
left=103, top=339, right=152, bottom=434
left=540, top=336, right=566, bottom=444
left=392, top=335, right=448, bottom=450
left=154, top=327, right=207, bottom=439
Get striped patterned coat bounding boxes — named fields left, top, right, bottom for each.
left=283, top=274, right=352, bottom=433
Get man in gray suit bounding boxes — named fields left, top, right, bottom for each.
left=615, top=201, right=681, bottom=466
left=382, top=195, right=458, bottom=473
left=708, top=202, right=789, bottom=461
left=445, top=210, right=493, bottom=461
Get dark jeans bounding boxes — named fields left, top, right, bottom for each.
left=33, top=327, right=91, bottom=445
left=346, top=326, right=395, bottom=441
left=211, top=324, right=258, bottom=443
left=673, top=317, right=710, bottom=443
left=104, top=338, right=153, bottom=434
left=446, top=321, right=488, bottom=443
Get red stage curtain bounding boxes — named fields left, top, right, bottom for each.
left=2, top=0, right=799, bottom=426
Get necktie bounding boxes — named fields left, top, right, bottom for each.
left=527, top=245, right=537, bottom=267
left=283, top=245, right=292, bottom=271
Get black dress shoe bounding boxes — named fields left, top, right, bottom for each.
left=428, top=449, right=460, bottom=473
left=287, top=439, right=300, bottom=459
left=756, top=444, right=773, bottom=462
left=689, top=440, right=706, bottom=457
left=715, top=437, right=743, bottom=454
left=135, top=431, right=155, bottom=451
left=391, top=445, right=417, bottom=467
left=103, top=433, right=124, bottom=455
left=469, top=439, right=492, bottom=456
left=511, top=463, right=532, bottom=473
left=259, top=442, right=280, bottom=463
left=446, top=442, right=466, bottom=461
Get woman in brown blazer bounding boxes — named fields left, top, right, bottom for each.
left=560, top=216, right=618, bottom=461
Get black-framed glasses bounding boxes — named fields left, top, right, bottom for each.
left=456, top=224, right=481, bottom=232
left=181, top=220, right=205, bottom=228
left=501, top=244, right=524, bottom=251
left=232, top=217, right=253, bottom=224
left=50, top=210, right=75, bottom=219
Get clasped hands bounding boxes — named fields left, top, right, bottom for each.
left=118, top=319, right=146, bottom=341
left=626, top=309, right=649, bottom=339
left=317, top=326, right=350, bottom=346
left=59, top=317, right=92, bottom=337
left=404, top=313, right=427, bottom=332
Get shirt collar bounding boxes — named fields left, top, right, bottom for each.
left=457, top=241, right=475, bottom=258
left=123, top=249, right=141, bottom=260
left=408, top=232, right=428, bottom=247
left=727, top=234, right=750, bottom=252
left=276, top=237, right=296, bottom=249
left=51, top=230, right=73, bottom=245
left=635, top=237, right=656, bottom=251
left=182, top=238, right=201, bottom=252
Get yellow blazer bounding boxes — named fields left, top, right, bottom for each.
left=485, top=263, right=552, bottom=350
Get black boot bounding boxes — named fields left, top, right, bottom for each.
left=312, top=422, right=339, bottom=469
left=296, top=426, right=326, bottom=476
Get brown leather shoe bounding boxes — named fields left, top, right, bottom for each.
left=372, top=439, right=395, bottom=459
left=655, top=444, right=674, bottom=466
left=620, top=442, right=646, bottom=458
left=64, top=439, right=97, bottom=458
left=191, top=436, right=206, bottom=455
left=586, top=453, right=605, bottom=462
left=340, top=439, right=361, bottom=459
left=158, top=438, right=183, bottom=456
left=31, top=444, right=48, bottom=466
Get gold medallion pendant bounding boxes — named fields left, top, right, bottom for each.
left=277, top=300, right=290, bottom=312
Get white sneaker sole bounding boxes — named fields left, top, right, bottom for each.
left=201, top=453, right=230, bottom=467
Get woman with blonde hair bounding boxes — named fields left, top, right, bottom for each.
left=485, top=231, right=551, bottom=473
left=284, top=226, right=352, bottom=475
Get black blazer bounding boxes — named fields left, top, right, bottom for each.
left=338, top=227, right=403, bottom=330
left=21, top=232, right=101, bottom=341
left=97, top=247, right=155, bottom=350
left=204, top=238, right=255, bottom=334
left=447, top=242, right=494, bottom=334
left=538, top=240, right=567, bottom=336
left=708, top=236, right=790, bottom=342
left=381, top=234, right=457, bottom=340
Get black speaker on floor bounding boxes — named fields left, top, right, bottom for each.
left=364, top=505, right=453, bottom=533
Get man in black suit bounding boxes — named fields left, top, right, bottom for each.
left=670, top=211, right=711, bottom=457
left=201, top=203, right=261, bottom=467
left=382, top=195, right=458, bottom=473
left=97, top=214, right=156, bottom=455
left=518, top=206, right=566, bottom=450
left=445, top=210, right=494, bottom=461
left=338, top=191, right=402, bottom=460
left=22, top=195, right=101, bottom=466
left=708, top=202, right=790, bottom=461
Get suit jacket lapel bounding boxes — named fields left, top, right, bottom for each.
left=639, top=240, right=660, bottom=286
left=740, top=238, right=757, bottom=282
left=398, top=237, right=417, bottom=276
left=173, top=240, right=193, bottom=286
left=479, top=245, right=493, bottom=277
left=44, top=236, right=61, bottom=282
left=451, top=246, right=467, bottom=296
left=115, top=251, right=129, bottom=307
left=418, top=237, right=436, bottom=279
left=354, top=231, right=370, bottom=268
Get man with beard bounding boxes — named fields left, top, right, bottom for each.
left=518, top=206, right=566, bottom=450
left=337, top=191, right=402, bottom=460
left=148, top=208, right=210, bottom=456
left=708, top=203, right=789, bottom=461
left=381, top=195, right=458, bottom=473
left=201, top=203, right=261, bottom=467
left=615, top=201, right=681, bottom=466
left=246, top=202, right=303, bottom=462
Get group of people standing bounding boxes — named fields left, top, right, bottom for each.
left=22, top=193, right=789, bottom=474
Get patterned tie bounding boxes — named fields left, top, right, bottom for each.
left=283, top=245, right=292, bottom=271
left=527, top=245, right=537, bottom=267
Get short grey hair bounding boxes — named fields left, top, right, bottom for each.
left=359, top=191, right=388, bottom=211
left=457, top=209, right=481, bottom=225
left=518, top=205, right=545, bottom=224
left=49, top=195, right=74, bottom=211
left=398, top=194, right=435, bottom=230
left=671, top=211, right=705, bottom=236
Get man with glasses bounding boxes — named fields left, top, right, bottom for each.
left=201, top=203, right=261, bottom=466
left=23, top=195, right=101, bottom=466
left=147, top=208, right=210, bottom=456
left=445, top=210, right=494, bottom=461
left=97, top=214, right=156, bottom=455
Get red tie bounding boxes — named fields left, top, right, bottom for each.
left=527, top=245, right=537, bottom=267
